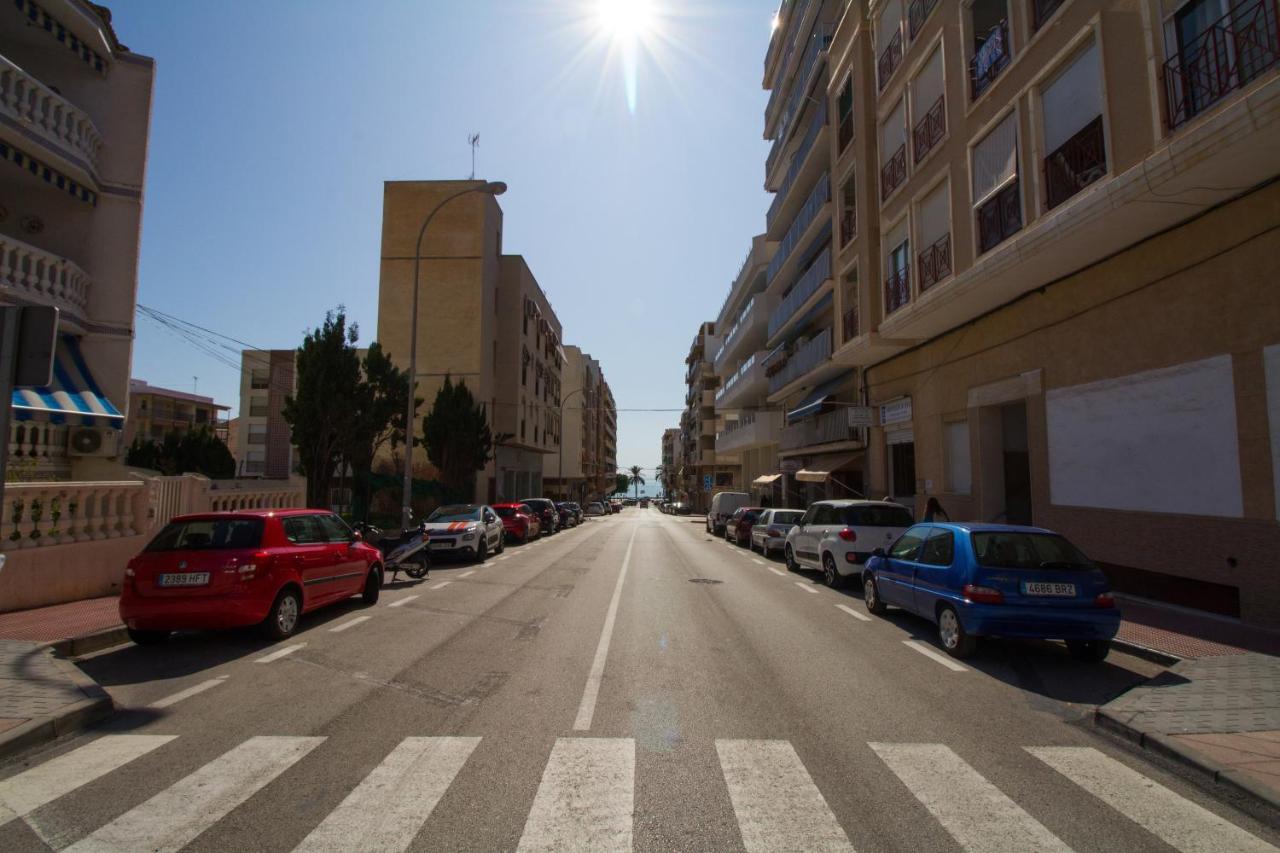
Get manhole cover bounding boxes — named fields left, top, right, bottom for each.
left=689, top=578, right=723, bottom=584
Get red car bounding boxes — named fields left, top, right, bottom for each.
left=725, top=507, right=765, bottom=546
left=119, top=509, right=383, bottom=645
left=493, top=502, right=541, bottom=543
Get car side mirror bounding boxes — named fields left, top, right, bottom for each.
left=872, top=547, right=886, bottom=558
left=351, top=530, right=363, bottom=543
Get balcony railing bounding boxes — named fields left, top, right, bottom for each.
left=880, top=144, right=907, bottom=201
left=838, top=105, right=854, bottom=151
left=843, top=303, right=859, bottom=342
left=977, top=179, right=1023, bottom=253
left=840, top=201, right=856, bottom=247
left=918, top=233, right=952, bottom=292
left=769, top=246, right=831, bottom=339
left=1045, top=116, right=1107, bottom=209
left=878, top=29, right=904, bottom=91
left=909, top=0, right=941, bottom=40
left=767, top=98, right=828, bottom=229
left=714, top=295, right=756, bottom=367
left=0, top=54, right=103, bottom=174
left=778, top=22, right=835, bottom=146
left=970, top=19, right=1011, bottom=99
left=1032, top=0, right=1065, bottom=30
left=768, top=327, right=833, bottom=394
left=767, top=174, right=831, bottom=285
left=1162, top=0, right=1279, bottom=130
left=913, top=96, right=946, bottom=163
left=781, top=408, right=859, bottom=450
left=884, top=264, right=911, bottom=316
left=0, top=233, right=90, bottom=322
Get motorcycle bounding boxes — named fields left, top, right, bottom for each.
left=354, top=519, right=430, bottom=582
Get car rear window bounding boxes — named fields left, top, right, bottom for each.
left=494, top=506, right=516, bottom=518
left=145, top=518, right=263, bottom=552
left=971, top=532, right=1095, bottom=571
left=742, top=511, right=762, bottom=523
left=772, top=511, right=803, bottom=524
left=429, top=505, right=481, bottom=522
left=842, top=505, right=914, bottom=527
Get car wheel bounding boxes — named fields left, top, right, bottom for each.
left=127, top=628, right=169, bottom=646
left=864, top=574, right=886, bottom=615
left=937, top=605, right=977, bottom=659
left=822, top=553, right=845, bottom=588
left=474, top=539, right=487, bottom=563
left=785, top=545, right=799, bottom=572
left=496, top=535, right=505, bottom=554
left=263, top=588, right=302, bottom=641
left=362, top=567, right=382, bottom=604
left=1066, top=639, right=1111, bottom=663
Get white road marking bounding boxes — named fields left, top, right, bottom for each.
left=64, top=736, right=323, bottom=853
left=459, top=570, right=476, bottom=578
left=148, top=675, right=228, bottom=709
left=330, top=615, right=372, bottom=633
left=1028, top=746, right=1278, bottom=853
left=716, top=739, right=854, bottom=852
left=294, top=736, right=480, bottom=853
left=870, top=742, right=1070, bottom=853
left=387, top=595, right=419, bottom=608
left=573, top=524, right=639, bottom=731
left=0, top=735, right=176, bottom=825
left=794, top=582, right=820, bottom=595
left=752, top=559, right=765, bottom=565
left=835, top=604, right=873, bottom=622
left=254, top=643, right=306, bottom=663
left=517, top=738, right=634, bottom=852
left=429, top=581, right=451, bottom=590
left=902, top=640, right=968, bottom=672
left=766, top=567, right=787, bottom=577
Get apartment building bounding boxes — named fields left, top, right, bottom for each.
left=757, top=0, right=1280, bottom=625
left=600, top=379, right=618, bottom=495
left=680, top=321, right=732, bottom=511
left=542, top=344, right=616, bottom=502
left=377, top=180, right=564, bottom=504
left=660, top=427, right=680, bottom=496
left=124, top=380, right=229, bottom=448
left=234, top=349, right=295, bottom=479
left=1, top=1, right=153, bottom=480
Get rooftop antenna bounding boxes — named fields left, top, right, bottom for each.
left=468, top=133, right=480, bottom=179
left=193, top=376, right=198, bottom=394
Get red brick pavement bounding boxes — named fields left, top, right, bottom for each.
left=0, top=596, right=121, bottom=644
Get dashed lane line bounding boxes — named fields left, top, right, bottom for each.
left=149, top=676, right=229, bottom=709
left=766, top=567, right=787, bottom=577
left=330, top=616, right=372, bottom=633
left=902, top=640, right=968, bottom=672
left=387, top=595, right=419, bottom=608
left=459, top=570, right=476, bottom=578
left=254, top=643, right=306, bottom=663
left=835, top=604, right=872, bottom=622
left=794, top=582, right=820, bottom=595
left=430, top=581, right=451, bottom=590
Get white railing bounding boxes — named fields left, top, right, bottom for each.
left=208, top=485, right=303, bottom=513
left=0, top=54, right=102, bottom=172
left=1, top=481, right=145, bottom=549
left=0, top=233, right=91, bottom=323
left=768, top=327, right=833, bottom=394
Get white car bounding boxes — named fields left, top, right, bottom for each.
left=706, top=491, right=750, bottom=535
left=422, top=504, right=505, bottom=562
left=583, top=502, right=607, bottom=517
left=749, top=509, right=805, bottom=557
left=784, top=500, right=915, bottom=587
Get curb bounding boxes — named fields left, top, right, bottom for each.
left=1095, top=707, right=1280, bottom=812
left=47, top=625, right=129, bottom=658
left=1110, top=638, right=1182, bottom=667
left=0, top=649, right=115, bottom=764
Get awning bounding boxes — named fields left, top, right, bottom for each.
left=786, top=376, right=846, bottom=423
left=753, top=473, right=782, bottom=485
left=11, top=335, right=124, bottom=427
left=795, top=452, right=861, bottom=483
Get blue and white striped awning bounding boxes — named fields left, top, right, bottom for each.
left=11, top=335, right=123, bottom=426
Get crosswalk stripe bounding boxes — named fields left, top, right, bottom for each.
left=835, top=604, right=872, bottom=622
left=1028, top=746, right=1278, bottom=853
left=902, top=640, right=968, bottom=672
left=64, top=736, right=324, bottom=853
left=149, top=675, right=228, bottom=708
left=517, top=738, right=633, bottom=852
left=387, top=595, right=419, bottom=608
left=0, top=735, right=176, bottom=825
left=716, top=739, right=853, bottom=852
left=330, top=616, right=371, bottom=633
left=294, top=737, right=480, bottom=852
left=255, top=643, right=306, bottom=663
left=870, top=743, right=1071, bottom=853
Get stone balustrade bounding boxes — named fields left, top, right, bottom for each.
left=1, top=481, right=145, bottom=549
left=0, top=53, right=103, bottom=173
left=0, top=233, right=91, bottom=324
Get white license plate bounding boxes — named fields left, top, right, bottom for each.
left=158, top=572, right=209, bottom=588
left=1024, top=581, right=1076, bottom=597
left=428, top=542, right=453, bottom=550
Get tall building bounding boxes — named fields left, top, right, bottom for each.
left=660, top=427, right=679, bottom=497
left=235, top=350, right=295, bottom=479
left=544, top=345, right=617, bottom=502
left=377, top=180, right=564, bottom=504
left=755, top=0, right=1280, bottom=625
left=680, top=322, right=727, bottom=511
left=1, top=1, right=153, bottom=480
left=125, top=380, right=229, bottom=448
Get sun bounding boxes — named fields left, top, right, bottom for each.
left=595, top=0, right=655, bottom=40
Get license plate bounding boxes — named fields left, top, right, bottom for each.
left=158, top=572, right=209, bottom=588
left=428, top=542, right=452, bottom=550
left=1024, top=581, right=1075, bottom=597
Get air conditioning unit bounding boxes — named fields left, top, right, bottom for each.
left=68, top=427, right=120, bottom=457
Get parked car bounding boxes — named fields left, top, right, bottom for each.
left=785, top=500, right=914, bottom=587
left=119, top=510, right=383, bottom=644
left=423, top=504, right=506, bottom=562
left=609, top=499, right=624, bottom=513
left=555, top=502, right=577, bottom=528
left=520, top=498, right=560, bottom=534
left=492, top=502, right=540, bottom=543
left=707, top=491, right=750, bottom=534
left=724, top=507, right=765, bottom=546
left=584, top=501, right=607, bottom=516
left=672, top=502, right=692, bottom=516
left=640, top=498, right=650, bottom=508
left=750, top=509, right=805, bottom=556
left=565, top=502, right=584, bottom=523
left=863, top=523, right=1121, bottom=661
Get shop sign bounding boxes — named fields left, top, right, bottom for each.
left=846, top=406, right=874, bottom=427
left=879, top=397, right=912, bottom=426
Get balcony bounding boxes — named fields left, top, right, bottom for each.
left=840, top=201, right=856, bottom=247
left=913, top=96, right=946, bottom=164
left=1163, top=0, right=1279, bottom=130
left=775, top=22, right=835, bottom=147
left=715, top=295, right=771, bottom=371
left=0, top=233, right=90, bottom=326
left=843, top=303, right=859, bottom=342
left=769, top=246, right=832, bottom=340
left=918, top=233, right=952, bottom=292
left=977, top=179, right=1022, bottom=254
left=970, top=20, right=1011, bottom=99
left=715, top=351, right=768, bottom=410
left=0, top=55, right=103, bottom=177
left=878, top=29, right=903, bottom=92
left=781, top=409, right=861, bottom=450
left=767, top=174, right=831, bottom=286
left=768, top=327, right=833, bottom=395
left=885, top=265, right=911, bottom=316
left=702, top=389, right=716, bottom=408
left=767, top=98, right=828, bottom=227
left=909, top=0, right=941, bottom=40
left=1045, top=116, right=1107, bottom=209
left=880, top=145, right=907, bottom=201
left=717, top=410, right=783, bottom=453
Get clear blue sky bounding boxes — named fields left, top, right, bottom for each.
left=117, top=0, right=776, bottom=493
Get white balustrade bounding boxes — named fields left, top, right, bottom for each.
left=0, top=481, right=144, bottom=550
left=0, top=233, right=91, bottom=322
left=0, top=53, right=103, bottom=172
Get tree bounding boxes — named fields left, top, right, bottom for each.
left=126, top=428, right=235, bottom=479
left=614, top=472, right=631, bottom=496
left=628, top=465, right=645, bottom=500
left=422, top=375, right=494, bottom=502
left=344, top=343, right=412, bottom=519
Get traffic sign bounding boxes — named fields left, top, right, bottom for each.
left=703, top=474, right=713, bottom=491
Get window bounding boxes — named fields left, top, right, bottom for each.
left=889, top=527, right=927, bottom=559
left=969, top=0, right=1011, bottom=99
left=282, top=515, right=324, bottom=545
left=884, top=221, right=910, bottom=315
left=971, top=532, right=1094, bottom=570
left=880, top=100, right=907, bottom=200
left=973, top=112, right=1021, bottom=253
left=911, top=47, right=946, bottom=163
left=1164, top=0, right=1280, bottom=127
left=249, top=396, right=268, bottom=418
left=909, top=0, right=941, bottom=39
left=1043, top=42, right=1106, bottom=209
left=813, top=505, right=836, bottom=525
left=842, top=505, right=915, bottom=527
left=917, top=181, right=951, bottom=292
left=840, top=173, right=857, bottom=246
left=316, top=513, right=354, bottom=543
left=837, top=77, right=855, bottom=151
left=876, top=1, right=905, bottom=90
left=145, top=518, right=263, bottom=551
left=918, top=528, right=955, bottom=565
left=250, top=368, right=269, bottom=390
left=843, top=267, right=860, bottom=342
left=944, top=420, right=972, bottom=494
left=247, top=424, right=268, bottom=445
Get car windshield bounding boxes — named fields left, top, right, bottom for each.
left=842, top=505, right=914, bottom=527
left=428, top=506, right=481, bottom=522
left=772, top=511, right=803, bottom=524
left=971, top=532, right=1096, bottom=570
left=494, top=506, right=517, bottom=518
left=144, top=518, right=263, bottom=551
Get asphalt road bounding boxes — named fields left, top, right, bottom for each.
left=1, top=508, right=1278, bottom=851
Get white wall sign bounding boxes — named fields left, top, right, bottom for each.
left=847, top=406, right=874, bottom=427
left=880, top=398, right=912, bottom=426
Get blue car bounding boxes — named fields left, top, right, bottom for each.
left=862, top=523, right=1120, bottom=661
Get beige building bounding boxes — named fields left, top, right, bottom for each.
left=660, top=427, right=680, bottom=497
left=754, top=0, right=1280, bottom=625
left=680, top=321, right=732, bottom=511
left=544, top=345, right=617, bottom=502
left=377, top=180, right=564, bottom=504
left=124, top=380, right=229, bottom=448
left=1, top=1, right=153, bottom=480
left=234, top=349, right=296, bottom=479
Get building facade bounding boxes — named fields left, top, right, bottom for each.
left=680, top=322, right=730, bottom=512
left=1, top=1, right=153, bottom=480
left=543, top=345, right=617, bottom=502
left=660, top=427, right=680, bottom=497
left=235, top=349, right=296, bottom=479
left=124, top=380, right=229, bottom=448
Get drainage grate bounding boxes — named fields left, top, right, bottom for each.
left=689, top=578, right=723, bottom=584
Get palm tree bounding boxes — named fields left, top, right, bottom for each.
left=628, top=465, right=646, bottom=500
left=653, top=464, right=665, bottom=497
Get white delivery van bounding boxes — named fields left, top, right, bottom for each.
left=707, top=491, right=751, bottom=534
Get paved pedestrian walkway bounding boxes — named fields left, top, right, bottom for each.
left=0, top=595, right=121, bottom=644
left=0, top=638, right=111, bottom=758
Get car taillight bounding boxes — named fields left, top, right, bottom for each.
left=1094, top=593, right=1115, bottom=609
left=239, top=551, right=273, bottom=581
left=124, top=557, right=137, bottom=579
left=838, top=528, right=857, bottom=542
left=767, top=527, right=782, bottom=537
left=963, top=584, right=1004, bottom=604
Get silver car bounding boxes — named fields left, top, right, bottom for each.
left=749, top=509, right=805, bottom=557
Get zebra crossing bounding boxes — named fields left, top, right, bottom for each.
left=1, top=733, right=1275, bottom=852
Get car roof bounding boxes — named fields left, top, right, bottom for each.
left=814, top=499, right=908, bottom=508
left=169, top=508, right=316, bottom=522
left=926, top=522, right=1058, bottom=534
left=491, top=502, right=528, bottom=508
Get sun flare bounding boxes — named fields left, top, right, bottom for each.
left=595, top=0, right=656, bottom=40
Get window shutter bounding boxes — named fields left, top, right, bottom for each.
left=1042, top=41, right=1102, bottom=153
left=912, top=47, right=945, bottom=115
left=880, top=99, right=906, bottom=164
left=885, top=219, right=910, bottom=268
left=972, top=112, right=1018, bottom=205
left=918, top=181, right=950, bottom=246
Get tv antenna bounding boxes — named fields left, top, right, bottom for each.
left=468, top=133, right=480, bottom=179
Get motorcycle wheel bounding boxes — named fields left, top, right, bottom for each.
left=404, top=563, right=429, bottom=579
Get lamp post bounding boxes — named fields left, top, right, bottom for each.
left=401, top=181, right=507, bottom=529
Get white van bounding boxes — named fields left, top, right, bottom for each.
left=706, top=491, right=751, bottom=534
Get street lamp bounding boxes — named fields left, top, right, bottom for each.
left=401, top=180, right=507, bottom=529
